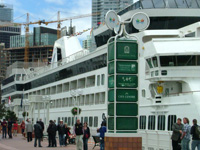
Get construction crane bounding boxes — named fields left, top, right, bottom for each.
left=0, top=12, right=100, bottom=62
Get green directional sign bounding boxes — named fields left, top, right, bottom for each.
left=116, top=61, right=138, bottom=74
left=108, top=75, right=114, bottom=88
left=108, top=42, right=114, bottom=61
left=116, top=103, right=138, bottom=116
left=117, top=89, right=138, bottom=102
left=116, top=117, right=138, bottom=130
left=116, top=42, right=138, bottom=60
left=116, top=75, right=138, bottom=88
left=108, top=62, right=114, bottom=75
left=108, top=89, right=114, bottom=102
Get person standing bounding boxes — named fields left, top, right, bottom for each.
left=26, top=119, right=33, bottom=142
left=74, top=119, right=83, bottom=150
left=20, top=121, right=25, bottom=135
left=57, top=120, right=65, bottom=147
left=99, top=121, right=107, bottom=150
left=181, top=117, right=191, bottom=150
left=38, top=119, right=44, bottom=141
left=47, top=120, right=57, bottom=147
left=7, top=119, right=14, bottom=138
left=34, top=121, right=43, bottom=147
left=171, top=118, right=183, bottom=150
left=1, top=119, right=7, bottom=139
left=83, top=122, right=90, bottom=150
left=190, top=119, right=200, bottom=150
left=64, top=124, right=71, bottom=146
left=13, top=121, right=18, bottom=137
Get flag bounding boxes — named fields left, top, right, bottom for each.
left=20, top=92, right=24, bottom=108
left=8, top=96, right=11, bottom=105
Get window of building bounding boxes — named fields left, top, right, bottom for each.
left=101, top=74, right=105, bottom=85
left=89, top=117, right=93, bottom=127
left=97, top=75, right=100, bottom=86
left=142, top=89, right=146, bottom=97
left=168, top=115, right=177, bottom=131
left=148, top=115, right=155, bottom=130
left=140, top=116, right=146, bottom=129
left=94, top=117, right=98, bottom=127
left=158, top=115, right=165, bottom=130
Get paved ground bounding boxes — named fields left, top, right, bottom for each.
left=0, top=134, right=100, bottom=150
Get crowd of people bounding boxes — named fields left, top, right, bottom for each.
left=0, top=118, right=107, bottom=150
left=171, top=117, right=200, bottom=150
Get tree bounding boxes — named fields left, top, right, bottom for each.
left=0, top=104, right=6, bottom=119
left=5, top=110, right=18, bottom=121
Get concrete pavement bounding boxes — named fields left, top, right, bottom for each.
left=0, top=134, right=100, bottom=150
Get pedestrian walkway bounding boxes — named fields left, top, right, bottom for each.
left=0, top=134, right=99, bottom=150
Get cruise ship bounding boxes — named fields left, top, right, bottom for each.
left=2, top=0, right=200, bottom=149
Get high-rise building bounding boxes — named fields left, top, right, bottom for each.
left=0, top=43, right=6, bottom=103
left=0, top=3, right=21, bottom=48
left=82, top=35, right=92, bottom=50
left=0, top=3, right=13, bottom=22
left=10, top=26, right=57, bottom=48
left=92, top=0, right=133, bottom=28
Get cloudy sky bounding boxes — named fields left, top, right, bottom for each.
left=5, top=0, right=92, bottom=43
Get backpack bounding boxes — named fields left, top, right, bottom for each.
left=195, top=125, right=200, bottom=138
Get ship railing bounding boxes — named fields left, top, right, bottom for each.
left=118, top=0, right=200, bottom=16
left=25, top=49, right=90, bottom=80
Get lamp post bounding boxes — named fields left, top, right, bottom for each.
left=70, top=89, right=83, bottom=120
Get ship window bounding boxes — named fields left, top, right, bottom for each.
left=57, top=48, right=62, bottom=61
left=146, top=58, right=153, bottom=68
left=142, top=89, right=146, bottom=97
left=168, top=115, right=177, bottom=131
left=148, top=115, right=155, bottom=130
left=160, top=55, right=196, bottom=66
left=140, top=116, right=146, bottom=129
left=158, top=115, right=165, bottom=130
left=68, top=117, right=71, bottom=126
left=65, top=117, right=67, bottom=123
left=72, top=117, right=74, bottom=126
left=89, top=117, right=93, bottom=127
left=160, top=56, right=176, bottom=66
left=177, top=55, right=195, bottom=66
left=152, top=57, right=158, bottom=67
left=101, top=74, right=105, bottom=85
left=94, top=117, right=98, bottom=127
left=84, top=117, right=88, bottom=124
left=97, top=75, right=100, bottom=86
left=58, top=117, right=60, bottom=123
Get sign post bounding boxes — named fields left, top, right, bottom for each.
left=105, top=10, right=150, bottom=150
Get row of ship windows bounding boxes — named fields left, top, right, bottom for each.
left=139, top=115, right=177, bottom=131
left=57, top=116, right=99, bottom=127
left=33, top=92, right=106, bottom=109
left=24, top=74, right=105, bottom=99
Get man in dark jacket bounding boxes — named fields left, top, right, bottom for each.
left=73, top=119, right=83, bottom=150
left=34, top=121, right=43, bottom=147
left=171, top=118, right=184, bottom=150
left=38, top=119, right=44, bottom=141
left=57, top=120, right=65, bottom=147
left=190, top=119, right=200, bottom=150
left=47, top=120, right=57, bottom=147
left=1, top=119, right=7, bottom=139
left=7, top=119, right=14, bottom=138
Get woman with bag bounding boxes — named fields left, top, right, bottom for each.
left=83, top=122, right=90, bottom=150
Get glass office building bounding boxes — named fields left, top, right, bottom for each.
left=92, top=0, right=133, bottom=28
left=0, top=4, right=13, bottom=22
